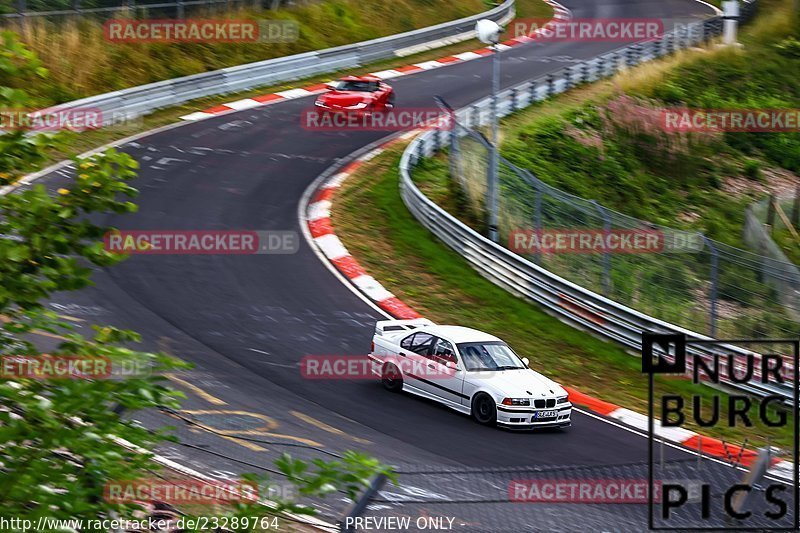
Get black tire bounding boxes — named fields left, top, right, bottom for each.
left=382, top=363, right=403, bottom=392
left=471, top=393, right=497, bottom=426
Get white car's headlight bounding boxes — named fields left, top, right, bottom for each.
left=501, top=398, right=531, bottom=406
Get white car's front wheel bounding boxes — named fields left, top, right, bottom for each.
left=471, top=393, right=497, bottom=426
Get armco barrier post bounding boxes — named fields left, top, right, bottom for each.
left=449, top=127, right=462, bottom=188
left=484, top=35, right=501, bottom=243
left=339, top=473, right=388, bottom=533
left=525, top=169, right=544, bottom=265
left=527, top=80, right=537, bottom=105
left=592, top=200, right=612, bottom=297
left=701, top=234, right=719, bottom=337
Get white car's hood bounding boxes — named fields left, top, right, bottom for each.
left=469, top=368, right=565, bottom=398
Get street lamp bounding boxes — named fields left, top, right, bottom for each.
left=476, top=19, right=502, bottom=242
left=722, top=0, right=740, bottom=46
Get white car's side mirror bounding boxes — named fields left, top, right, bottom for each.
left=522, top=357, right=530, bottom=366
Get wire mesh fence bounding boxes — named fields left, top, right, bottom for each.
left=360, top=456, right=792, bottom=532
left=449, top=125, right=800, bottom=340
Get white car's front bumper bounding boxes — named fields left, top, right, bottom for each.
left=496, top=403, right=572, bottom=429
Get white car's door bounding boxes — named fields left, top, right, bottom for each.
left=414, top=336, right=467, bottom=407
left=396, top=331, right=435, bottom=390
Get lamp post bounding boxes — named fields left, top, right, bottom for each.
left=476, top=19, right=502, bottom=242
left=722, top=0, right=740, bottom=45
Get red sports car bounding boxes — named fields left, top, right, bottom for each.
left=314, top=75, right=395, bottom=113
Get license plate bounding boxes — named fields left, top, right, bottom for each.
left=533, top=410, right=557, bottom=419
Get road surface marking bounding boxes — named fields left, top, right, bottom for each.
left=291, top=410, right=372, bottom=445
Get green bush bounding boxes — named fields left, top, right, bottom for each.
left=743, top=158, right=763, bottom=180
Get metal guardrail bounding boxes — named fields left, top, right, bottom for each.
left=31, top=0, right=515, bottom=126
left=398, top=2, right=797, bottom=402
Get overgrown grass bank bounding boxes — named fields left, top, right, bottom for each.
left=496, top=0, right=799, bottom=246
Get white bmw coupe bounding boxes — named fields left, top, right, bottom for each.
left=369, top=319, right=572, bottom=429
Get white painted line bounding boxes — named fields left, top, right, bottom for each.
left=224, top=98, right=262, bottom=111
left=611, top=408, right=696, bottom=442
left=351, top=275, right=394, bottom=301
left=370, top=69, right=403, bottom=80
left=495, top=44, right=512, bottom=51
left=413, top=60, right=445, bottom=70
left=359, top=148, right=384, bottom=162
left=326, top=172, right=349, bottom=188
left=307, top=200, right=332, bottom=221
left=180, top=112, right=215, bottom=121
left=454, top=51, right=482, bottom=61
left=275, top=88, right=313, bottom=99
left=314, top=234, right=349, bottom=261
left=767, top=460, right=794, bottom=481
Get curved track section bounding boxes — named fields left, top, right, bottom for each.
left=36, top=0, right=716, bottom=471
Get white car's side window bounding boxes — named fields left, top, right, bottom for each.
left=400, top=333, right=416, bottom=350
left=432, top=338, right=458, bottom=366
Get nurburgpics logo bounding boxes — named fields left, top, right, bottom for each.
left=642, top=333, right=799, bottom=530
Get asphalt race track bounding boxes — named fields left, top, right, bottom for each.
left=26, top=0, right=763, bottom=528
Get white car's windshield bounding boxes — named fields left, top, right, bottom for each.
left=457, top=342, right=526, bottom=371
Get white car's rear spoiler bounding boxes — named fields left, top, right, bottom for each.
left=374, top=318, right=435, bottom=336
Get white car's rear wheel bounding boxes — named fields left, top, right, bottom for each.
left=381, top=363, right=403, bottom=392
left=472, top=393, right=497, bottom=426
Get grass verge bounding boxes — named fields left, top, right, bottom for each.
left=332, top=144, right=795, bottom=450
